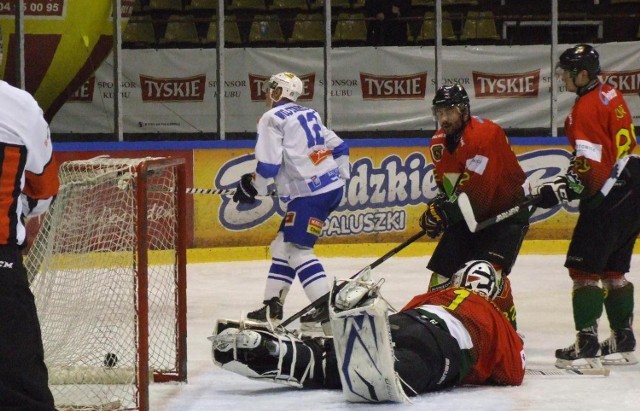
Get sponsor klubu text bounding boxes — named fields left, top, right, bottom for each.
left=360, top=72, right=428, bottom=100
left=472, top=70, right=541, bottom=98
left=140, top=74, right=206, bottom=101
left=248, top=73, right=316, bottom=101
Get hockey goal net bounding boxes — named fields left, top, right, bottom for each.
left=26, top=156, right=187, bottom=411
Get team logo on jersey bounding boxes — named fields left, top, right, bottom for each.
left=472, top=69, right=540, bottom=98
left=431, top=144, right=444, bottom=162
left=309, top=149, right=332, bottom=165
left=307, top=217, right=324, bottom=236
left=284, top=212, right=296, bottom=227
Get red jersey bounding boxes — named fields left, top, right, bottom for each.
left=429, top=116, right=526, bottom=221
left=565, top=82, right=636, bottom=198
left=402, top=288, right=525, bottom=386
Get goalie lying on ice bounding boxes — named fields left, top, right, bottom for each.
left=210, top=260, right=525, bottom=402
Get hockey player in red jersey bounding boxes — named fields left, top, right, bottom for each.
left=419, top=83, right=529, bottom=329
left=210, top=260, right=525, bottom=402
left=532, top=44, right=638, bottom=369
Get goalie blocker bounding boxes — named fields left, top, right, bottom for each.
left=210, top=260, right=525, bottom=403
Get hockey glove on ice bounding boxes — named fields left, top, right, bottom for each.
left=531, top=177, right=570, bottom=209
left=419, top=198, right=449, bottom=238
left=233, top=173, right=258, bottom=204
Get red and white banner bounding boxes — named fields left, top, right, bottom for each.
left=49, top=42, right=640, bottom=134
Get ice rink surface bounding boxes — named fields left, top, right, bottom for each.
left=150, top=255, right=640, bottom=410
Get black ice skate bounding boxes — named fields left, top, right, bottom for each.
left=555, top=326, right=604, bottom=370
left=246, top=296, right=283, bottom=325
left=600, top=328, right=638, bottom=365
left=300, top=303, right=331, bottom=335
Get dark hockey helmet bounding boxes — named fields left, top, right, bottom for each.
left=556, top=44, right=601, bottom=80
left=432, top=83, right=470, bottom=117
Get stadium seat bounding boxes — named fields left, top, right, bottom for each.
left=289, top=13, right=325, bottom=45
left=352, top=0, right=365, bottom=10
left=308, top=0, right=352, bottom=12
left=412, top=0, right=435, bottom=6
left=204, top=16, right=244, bottom=46
left=160, top=14, right=201, bottom=45
left=443, top=0, right=479, bottom=5
left=123, top=15, right=157, bottom=47
left=415, top=11, right=457, bottom=43
left=270, top=0, right=309, bottom=12
left=186, top=0, right=218, bottom=12
left=249, top=14, right=286, bottom=44
left=228, top=0, right=267, bottom=12
left=333, top=12, right=367, bottom=45
left=460, top=11, right=500, bottom=41
left=331, top=0, right=352, bottom=10
left=148, top=0, right=184, bottom=12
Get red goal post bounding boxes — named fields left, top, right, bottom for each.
left=26, top=156, right=187, bottom=411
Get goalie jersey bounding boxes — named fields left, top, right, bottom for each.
left=403, top=287, right=525, bottom=386
left=429, top=116, right=526, bottom=222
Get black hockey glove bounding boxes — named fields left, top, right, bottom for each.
left=233, top=173, right=258, bottom=204
left=419, top=197, right=449, bottom=238
left=532, top=176, right=570, bottom=209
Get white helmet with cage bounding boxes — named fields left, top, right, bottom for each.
left=262, top=72, right=304, bottom=102
left=451, top=260, right=503, bottom=300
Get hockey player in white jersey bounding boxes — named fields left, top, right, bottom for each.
left=233, top=72, right=350, bottom=334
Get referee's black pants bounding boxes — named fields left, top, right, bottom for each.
left=0, top=246, right=55, bottom=410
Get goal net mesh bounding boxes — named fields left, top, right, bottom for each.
left=26, top=156, right=186, bottom=410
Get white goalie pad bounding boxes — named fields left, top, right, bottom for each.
left=330, top=293, right=409, bottom=403
left=209, top=319, right=314, bottom=388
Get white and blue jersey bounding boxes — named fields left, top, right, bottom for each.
left=254, top=101, right=349, bottom=201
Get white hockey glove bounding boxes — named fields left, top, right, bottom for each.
left=335, top=155, right=351, bottom=180
left=530, top=177, right=569, bottom=209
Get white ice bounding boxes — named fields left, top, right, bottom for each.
left=150, top=255, right=640, bottom=410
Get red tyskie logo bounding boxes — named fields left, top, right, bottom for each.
left=68, top=76, right=95, bottom=102
left=600, top=69, right=640, bottom=94
left=360, top=72, right=427, bottom=100
left=140, top=74, right=206, bottom=102
left=472, top=70, right=540, bottom=98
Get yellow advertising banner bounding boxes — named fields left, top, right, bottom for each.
left=193, top=143, right=578, bottom=248
left=0, top=0, right=133, bottom=120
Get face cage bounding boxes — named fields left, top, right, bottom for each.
left=261, top=79, right=279, bottom=93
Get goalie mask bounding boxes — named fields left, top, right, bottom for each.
left=262, top=72, right=304, bottom=102
left=451, top=260, right=502, bottom=300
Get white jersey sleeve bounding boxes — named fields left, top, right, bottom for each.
left=254, top=102, right=348, bottom=200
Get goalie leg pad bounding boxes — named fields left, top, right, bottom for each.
left=329, top=296, right=410, bottom=403
left=209, top=320, right=315, bottom=388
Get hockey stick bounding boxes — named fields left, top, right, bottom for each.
left=525, top=367, right=610, bottom=377
left=280, top=230, right=427, bottom=328
left=185, top=187, right=278, bottom=197
left=458, top=193, right=541, bottom=233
